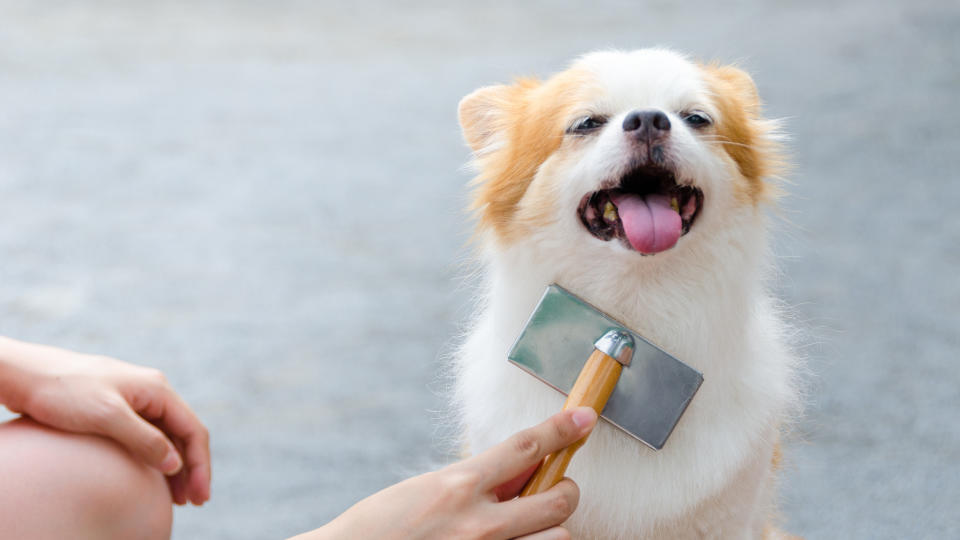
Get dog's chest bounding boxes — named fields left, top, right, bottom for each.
left=456, top=288, right=779, bottom=536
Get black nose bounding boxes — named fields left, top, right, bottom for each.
left=622, top=110, right=671, bottom=137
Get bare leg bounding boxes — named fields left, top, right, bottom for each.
left=0, top=416, right=173, bottom=540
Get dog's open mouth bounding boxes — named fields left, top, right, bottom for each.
left=577, top=166, right=703, bottom=254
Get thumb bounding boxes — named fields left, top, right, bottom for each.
left=101, top=405, right=183, bottom=475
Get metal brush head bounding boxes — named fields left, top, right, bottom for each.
left=508, top=284, right=703, bottom=450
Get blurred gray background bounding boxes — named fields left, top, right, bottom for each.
left=1, top=1, right=957, bottom=538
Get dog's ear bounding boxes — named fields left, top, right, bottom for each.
left=703, top=64, right=761, bottom=114
left=701, top=62, right=785, bottom=202
left=458, top=85, right=514, bottom=153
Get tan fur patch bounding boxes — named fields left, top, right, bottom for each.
left=459, top=69, right=596, bottom=243
left=701, top=64, right=786, bottom=205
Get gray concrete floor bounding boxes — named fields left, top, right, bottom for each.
left=0, top=1, right=957, bottom=538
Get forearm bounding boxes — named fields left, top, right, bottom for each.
left=287, top=509, right=357, bottom=540
left=0, top=336, right=37, bottom=412
left=287, top=496, right=386, bottom=540
left=288, top=522, right=344, bottom=540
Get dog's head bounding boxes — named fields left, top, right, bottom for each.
left=459, top=49, right=783, bottom=262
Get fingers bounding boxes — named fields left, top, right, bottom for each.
left=166, top=436, right=190, bottom=505
left=497, top=478, right=579, bottom=539
left=121, top=372, right=211, bottom=505
left=492, top=463, right=538, bottom=501
left=467, top=407, right=597, bottom=490
left=147, top=390, right=211, bottom=505
left=97, top=403, right=182, bottom=475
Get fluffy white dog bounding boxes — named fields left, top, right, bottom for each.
left=453, top=49, right=801, bottom=539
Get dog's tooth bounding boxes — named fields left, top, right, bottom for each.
left=671, top=197, right=679, bottom=212
left=603, top=201, right=618, bottom=222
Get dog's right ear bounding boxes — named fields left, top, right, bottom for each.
left=458, top=85, right=514, bottom=153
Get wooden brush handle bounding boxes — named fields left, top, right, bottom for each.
left=519, top=348, right=623, bottom=497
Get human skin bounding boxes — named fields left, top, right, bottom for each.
left=0, top=336, right=593, bottom=539
left=292, top=407, right=598, bottom=540
left=0, top=416, right=174, bottom=539
left=0, top=336, right=211, bottom=539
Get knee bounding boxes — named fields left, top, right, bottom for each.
left=87, top=443, right=173, bottom=540
left=0, top=417, right=173, bottom=540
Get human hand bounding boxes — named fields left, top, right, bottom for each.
left=0, top=337, right=210, bottom=505
left=298, top=407, right=598, bottom=540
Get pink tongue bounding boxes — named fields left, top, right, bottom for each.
left=611, top=193, right=682, bottom=254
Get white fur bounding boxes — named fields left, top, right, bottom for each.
left=453, top=50, right=799, bottom=539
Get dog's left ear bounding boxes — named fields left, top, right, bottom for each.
left=458, top=85, right=514, bottom=153
left=701, top=62, right=786, bottom=202
left=703, top=64, right=761, bottom=114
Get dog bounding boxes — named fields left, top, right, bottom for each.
left=452, top=49, right=801, bottom=539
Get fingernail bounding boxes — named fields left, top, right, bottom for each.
left=570, top=407, right=597, bottom=430
left=160, top=450, right=183, bottom=475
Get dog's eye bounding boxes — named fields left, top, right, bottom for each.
left=568, top=116, right=607, bottom=134
left=683, top=111, right=712, bottom=128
